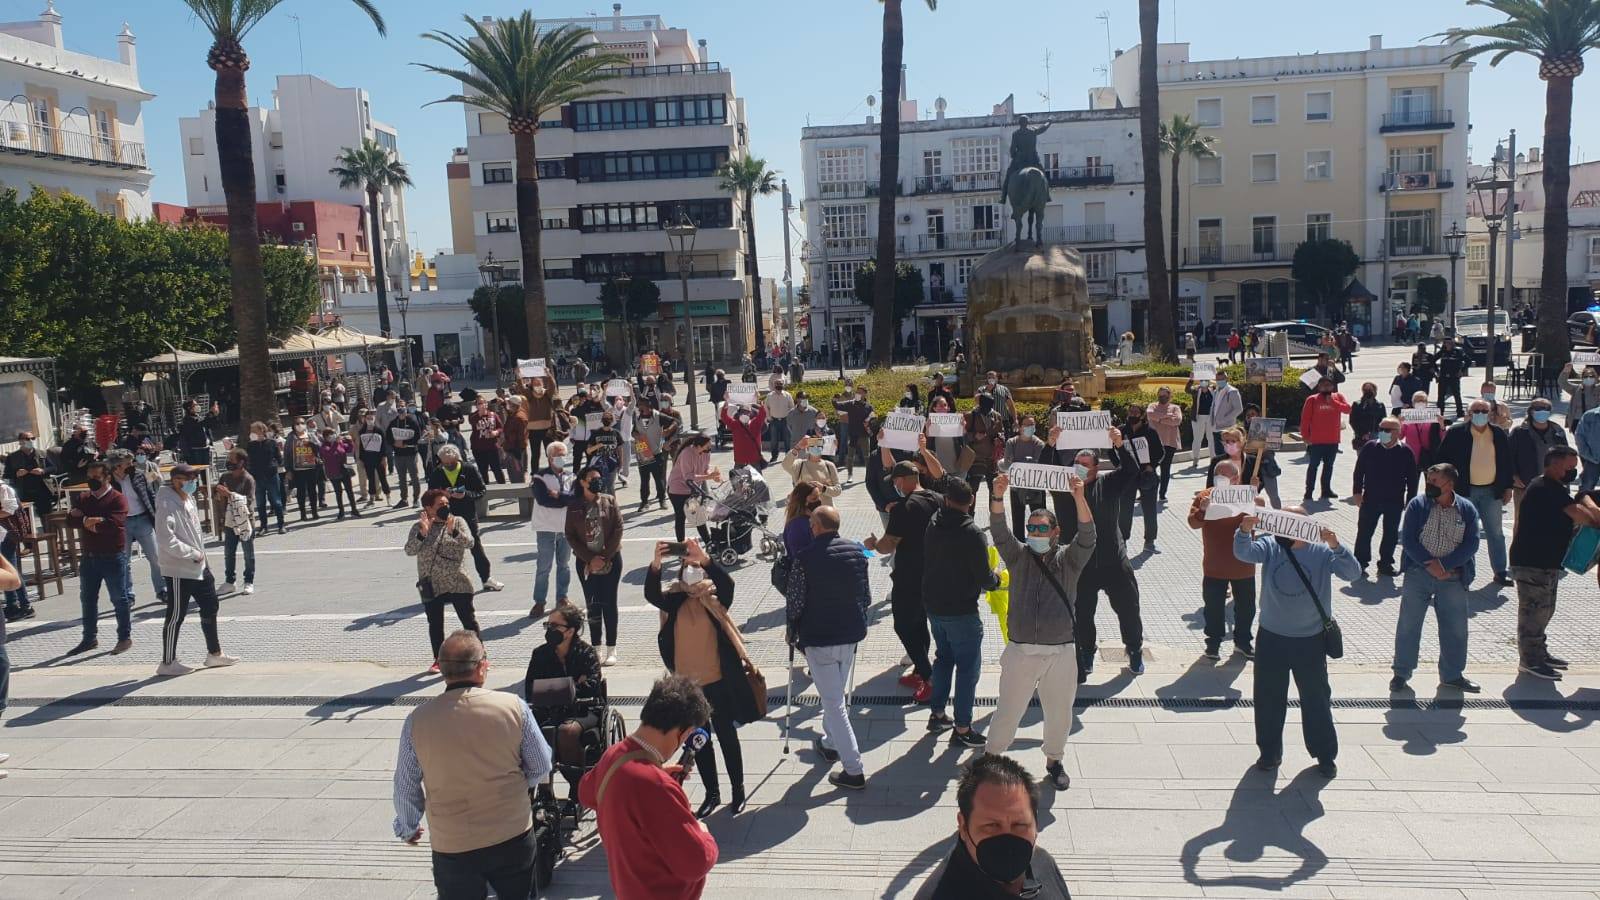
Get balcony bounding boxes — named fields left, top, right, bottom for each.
left=817, top=181, right=885, bottom=199
left=1380, top=169, right=1454, bottom=192
left=823, top=236, right=875, bottom=257
left=1047, top=165, right=1115, bottom=187
left=1387, top=242, right=1438, bottom=257
left=1380, top=109, right=1455, bottom=133
left=1040, top=224, right=1116, bottom=244
left=609, top=61, right=723, bottom=78
left=1183, top=243, right=1301, bottom=267
left=952, top=171, right=1002, bottom=193
left=0, top=122, right=147, bottom=170
left=908, top=230, right=1004, bottom=253
left=912, top=175, right=952, bottom=195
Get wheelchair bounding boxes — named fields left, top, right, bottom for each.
left=527, top=676, right=627, bottom=889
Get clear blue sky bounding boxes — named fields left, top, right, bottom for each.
left=30, top=0, right=1593, bottom=281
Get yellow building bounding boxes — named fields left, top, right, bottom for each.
left=1110, top=36, right=1471, bottom=338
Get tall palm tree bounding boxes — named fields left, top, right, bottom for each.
left=1159, top=115, right=1218, bottom=327
left=870, top=0, right=937, bottom=369
left=716, top=156, right=779, bottom=355
left=330, top=138, right=414, bottom=352
left=1139, top=0, right=1176, bottom=362
left=1437, top=0, right=1600, bottom=369
left=182, top=0, right=386, bottom=427
left=419, top=14, right=625, bottom=359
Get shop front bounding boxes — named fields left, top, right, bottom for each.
left=547, top=300, right=736, bottom=368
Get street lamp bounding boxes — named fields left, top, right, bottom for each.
left=478, top=251, right=505, bottom=388
left=666, top=211, right=702, bottom=430
left=1443, top=222, right=1465, bottom=337
left=1472, top=164, right=1513, bottom=384
left=394, top=293, right=411, bottom=380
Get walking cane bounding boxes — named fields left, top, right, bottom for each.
left=783, top=640, right=794, bottom=755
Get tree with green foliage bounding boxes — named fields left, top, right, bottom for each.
left=716, top=156, right=779, bottom=354
left=468, top=283, right=528, bottom=363
left=1291, top=238, right=1362, bottom=323
left=852, top=261, right=924, bottom=342
left=1412, top=275, right=1449, bottom=318
left=598, top=276, right=662, bottom=361
left=330, top=137, right=413, bottom=348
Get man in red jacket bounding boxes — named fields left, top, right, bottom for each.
left=720, top=402, right=768, bottom=470
left=1300, top=376, right=1351, bottom=501
left=579, top=674, right=718, bottom=900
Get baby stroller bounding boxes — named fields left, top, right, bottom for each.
left=689, top=464, right=781, bottom=567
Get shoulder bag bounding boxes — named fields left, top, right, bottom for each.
left=707, top=600, right=769, bottom=718
left=1027, top=552, right=1078, bottom=634
left=1283, top=549, right=1344, bottom=659
left=769, top=550, right=791, bottom=595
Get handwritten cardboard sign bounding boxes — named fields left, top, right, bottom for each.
left=1254, top=508, right=1325, bottom=543
left=517, top=358, right=546, bottom=379
left=725, top=382, right=758, bottom=406
left=881, top=411, right=925, bottom=452
left=1205, top=484, right=1261, bottom=520
left=1246, top=357, right=1285, bottom=384
left=1247, top=417, right=1285, bottom=450
left=1299, top=367, right=1325, bottom=389
left=640, top=352, right=661, bottom=376
left=1400, top=406, right=1439, bottom=423
left=1007, top=463, right=1076, bottom=494
left=1191, top=361, right=1216, bottom=383
left=928, top=412, right=964, bottom=438
left=1053, top=411, right=1113, bottom=450
left=605, top=379, right=631, bottom=398
left=1132, top=436, right=1151, bottom=465
left=1573, top=351, right=1600, bottom=368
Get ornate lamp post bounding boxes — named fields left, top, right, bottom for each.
left=666, top=212, right=701, bottom=429
left=477, top=251, right=505, bottom=387
left=1443, top=222, right=1465, bottom=337
left=1471, top=165, right=1513, bottom=384
left=394, top=293, right=411, bottom=379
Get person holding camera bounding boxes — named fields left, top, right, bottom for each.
left=406, top=488, right=482, bottom=674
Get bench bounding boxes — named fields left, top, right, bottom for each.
left=476, top=482, right=533, bottom=522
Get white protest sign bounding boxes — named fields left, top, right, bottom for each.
left=882, top=411, right=925, bottom=452
left=1132, top=436, right=1151, bottom=465
left=1299, top=367, right=1324, bottom=389
left=928, top=412, right=964, bottom=438
left=1204, top=484, right=1261, bottom=520
left=822, top=434, right=838, bottom=457
left=1253, top=508, right=1326, bottom=543
left=1191, top=361, right=1217, bottom=383
left=585, top=413, right=605, bottom=431
left=1053, top=411, right=1114, bottom=450
left=605, top=379, right=631, bottom=398
left=725, top=382, right=758, bottom=406
left=1006, top=462, right=1077, bottom=494
left=1574, top=351, right=1600, bottom=368
left=1389, top=385, right=1405, bottom=408
left=517, top=358, right=547, bottom=379
left=1400, top=406, right=1439, bottom=423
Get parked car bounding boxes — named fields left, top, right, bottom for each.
left=1568, top=310, right=1600, bottom=347
left=1252, top=321, right=1335, bottom=359
left=1453, top=308, right=1513, bottom=365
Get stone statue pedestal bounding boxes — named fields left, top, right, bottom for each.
left=962, top=241, right=1095, bottom=393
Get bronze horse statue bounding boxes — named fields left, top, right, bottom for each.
left=1006, top=166, right=1049, bottom=246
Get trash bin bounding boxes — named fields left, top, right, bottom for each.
left=1521, top=325, right=1537, bottom=352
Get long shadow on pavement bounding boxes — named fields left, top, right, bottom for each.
left=6, top=675, right=162, bottom=726
left=1505, top=680, right=1600, bottom=734
left=1180, top=767, right=1330, bottom=890
left=1154, top=654, right=1248, bottom=711
left=303, top=669, right=437, bottom=721
left=879, top=836, right=953, bottom=900
left=1381, top=688, right=1467, bottom=754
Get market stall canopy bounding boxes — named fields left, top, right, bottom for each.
left=1341, top=278, right=1378, bottom=302
left=0, top=355, right=57, bottom=377
left=135, top=328, right=406, bottom=374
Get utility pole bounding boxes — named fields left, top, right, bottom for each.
left=1501, top=128, right=1518, bottom=375
left=781, top=179, right=797, bottom=357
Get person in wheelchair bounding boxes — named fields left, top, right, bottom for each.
left=524, top=602, right=604, bottom=800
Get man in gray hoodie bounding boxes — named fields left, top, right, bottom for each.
left=984, top=471, right=1095, bottom=791
left=154, top=464, right=237, bottom=677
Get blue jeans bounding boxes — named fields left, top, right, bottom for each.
left=224, top=531, right=255, bottom=584
left=255, top=473, right=285, bottom=530
left=1582, top=458, right=1600, bottom=493
left=3, top=542, right=28, bottom=609
left=805, top=643, right=863, bottom=776
left=1394, top=567, right=1470, bottom=681
left=534, top=530, right=572, bottom=606
left=80, top=552, right=131, bottom=643
left=767, top=420, right=791, bottom=459
left=1304, top=443, right=1338, bottom=496
left=123, top=512, right=163, bottom=602
left=1467, top=486, right=1508, bottom=577
left=928, top=613, right=984, bottom=728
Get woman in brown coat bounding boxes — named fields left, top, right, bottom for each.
left=565, top=465, right=623, bottom=663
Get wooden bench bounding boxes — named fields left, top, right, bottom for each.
left=476, top=482, right=532, bottom=522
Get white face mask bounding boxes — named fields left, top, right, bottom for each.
left=681, top=565, right=705, bottom=585
left=1213, top=476, right=1232, bottom=489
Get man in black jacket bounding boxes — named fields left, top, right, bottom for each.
left=1049, top=427, right=1144, bottom=681
left=176, top=399, right=222, bottom=466
left=1118, top=406, right=1165, bottom=549
left=866, top=455, right=945, bottom=703
left=426, top=445, right=503, bottom=591
left=1509, top=397, right=1568, bottom=532
left=920, top=479, right=1000, bottom=748
left=915, top=754, right=1072, bottom=900
left=1436, top=399, right=1514, bottom=586
left=1433, top=338, right=1469, bottom=419
left=787, top=506, right=871, bottom=790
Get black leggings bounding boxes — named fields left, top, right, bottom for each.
left=1158, top=447, right=1176, bottom=498
left=425, top=592, right=480, bottom=659
left=694, top=678, right=745, bottom=797
left=669, top=492, right=711, bottom=543
left=327, top=474, right=358, bottom=516
left=361, top=452, right=390, bottom=498
left=462, top=515, right=492, bottom=582
left=291, top=469, right=319, bottom=519
left=579, top=555, right=623, bottom=646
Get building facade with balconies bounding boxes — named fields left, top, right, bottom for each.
left=799, top=94, right=1148, bottom=359
left=0, top=5, right=152, bottom=219
left=460, top=7, right=752, bottom=366
left=1111, top=36, right=1471, bottom=338
left=1464, top=153, right=1600, bottom=316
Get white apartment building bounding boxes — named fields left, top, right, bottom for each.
left=0, top=4, right=152, bottom=219
left=1111, top=37, right=1471, bottom=337
left=1464, top=151, right=1600, bottom=315
left=800, top=94, right=1148, bottom=358
left=461, top=6, right=752, bottom=365
left=178, top=74, right=410, bottom=293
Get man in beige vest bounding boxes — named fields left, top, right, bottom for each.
left=394, top=630, right=552, bottom=898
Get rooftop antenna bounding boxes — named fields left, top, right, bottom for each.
left=287, top=13, right=305, bottom=74
left=1040, top=49, right=1053, bottom=110
left=1095, top=11, right=1113, bottom=79
left=1094, top=63, right=1109, bottom=86
left=1172, top=0, right=1179, bottom=42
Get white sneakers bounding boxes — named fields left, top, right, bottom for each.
left=156, top=660, right=194, bottom=677
left=603, top=648, right=619, bottom=667
left=483, top=578, right=505, bottom=592
left=241, top=583, right=255, bottom=596
left=0, top=750, right=8, bottom=779
left=204, top=653, right=239, bottom=668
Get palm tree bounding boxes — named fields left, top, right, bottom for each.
left=870, top=0, right=937, bottom=369
left=182, top=0, right=386, bottom=427
left=1139, top=0, right=1176, bottom=362
left=330, top=138, right=414, bottom=356
left=419, top=14, right=625, bottom=359
left=1437, top=0, right=1600, bottom=369
left=1159, top=114, right=1218, bottom=328
left=716, top=156, right=779, bottom=355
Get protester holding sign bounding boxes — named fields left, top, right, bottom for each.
left=566, top=388, right=604, bottom=469
left=517, top=375, right=561, bottom=472
left=964, top=394, right=1006, bottom=503
left=1002, top=415, right=1049, bottom=539
left=720, top=402, right=767, bottom=469
left=782, top=436, right=842, bottom=502
left=1233, top=506, right=1358, bottom=779
left=922, top=396, right=963, bottom=473
left=1394, top=463, right=1484, bottom=693
left=1119, top=406, right=1164, bottom=549
left=1389, top=362, right=1425, bottom=416
left=1299, top=376, right=1351, bottom=501
left=1352, top=418, right=1416, bottom=579
left=1187, top=457, right=1261, bottom=659
left=866, top=456, right=945, bottom=703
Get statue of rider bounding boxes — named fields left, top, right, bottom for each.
left=1001, top=114, right=1051, bottom=205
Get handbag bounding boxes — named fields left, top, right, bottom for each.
left=416, top=577, right=435, bottom=601
left=770, top=551, right=791, bottom=595
left=708, top=600, right=769, bottom=719
left=1284, top=549, right=1344, bottom=659
left=1562, top=525, right=1600, bottom=574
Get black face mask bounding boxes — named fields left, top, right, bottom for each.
left=543, top=626, right=565, bottom=646
left=1564, top=468, right=1579, bottom=484
left=434, top=508, right=451, bottom=522
left=1425, top=484, right=1444, bottom=499
left=586, top=479, right=601, bottom=494
left=87, top=478, right=104, bottom=492
left=965, top=828, right=1034, bottom=884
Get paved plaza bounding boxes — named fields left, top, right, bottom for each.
left=3, top=342, right=1600, bottom=898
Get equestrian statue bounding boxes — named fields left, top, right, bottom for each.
left=1001, top=114, right=1052, bottom=247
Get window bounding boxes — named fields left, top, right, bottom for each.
left=923, top=150, right=943, bottom=177
left=1305, top=91, right=1332, bottom=122
left=1251, top=216, right=1277, bottom=256
left=573, top=147, right=729, bottom=182
left=1041, top=152, right=1061, bottom=177
left=578, top=203, right=658, bottom=232
left=275, top=172, right=286, bottom=190
left=1305, top=213, right=1332, bottom=242
left=374, top=131, right=397, bottom=152
left=1195, top=156, right=1223, bottom=185
left=823, top=203, right=869, bottom=240
left=660, top=199, right=733, bottom=230
left=952, top=137, right=1001, bottom=174
left=1305, top=150, right=1332, bottom=181
left=1589, top=236, right=1600, bottom=273
left=1389, top=210, right=1435, bottom=254
left=1212, top=295, right=1235, bottom=323
left=1390, top=86, right=1437, bottom=119
left=817, top=147, right=866, bottom=186
left=536, top=160, right=566, bottom=179
left=1388, top=146, right=1436, bottom=173
left=483, top=164, right=513, bottom=184
left=578, top=253, right=666, bottom=281
left=925, top=210, right=946, bottom=249
left=1250, top=95, right=1278, bottom=125
left=652, top=94, right=727, bottom=127
left=692, top=324, right=731, bottom=362
left=478, top=112, right=508, bottom=135
left=1195, top=98, right=1222, bottom=127
left=1084, top=155, right=1104, bottom=177
left=956, top=257, right=976, bottom=286
left=543, top=214, right=569, bottom=230
left=572, top=98, right=651, bottom=131
left=1466, top=241, right=1487, bottom=277
left=1083, top=251, right=1114, bottom=281
left=1250, top=153, right=1278, bottom=183
left=486, top=213, right=517, bottom=234
left=826, top=261, right=857, bottom=300
left=969, top=203, right=998, bottom=233
left=1197, top=218, right=1223, bottom=263
left=336, top=233, right=347, bottom=251
left=188, top=136, right=204, bottom=154
left=1241, top=282, right=1264, bottom=319
left=1269, top=281, right=1293, bottom=319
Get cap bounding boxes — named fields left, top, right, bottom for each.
left=169, top=462, right=202, bottom=478
left=890, top=460, right=921, bottom=478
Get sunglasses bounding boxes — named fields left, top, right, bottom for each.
left=1024, top=524, right=1053, bottom=535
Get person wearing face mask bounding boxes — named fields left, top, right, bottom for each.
left=1145, top=388, right=1183, bottom=500
left=1051, top=379, right=1089, bottom=415
left=644, top=539, right=750, bottom=817
left=720, top=400, right=767, bottom=470
left=1209, top=372, right=1243, bottom=455
left=1508, top=447, right=1600, bottom=681
left=1431, top=338, right=1468, bottom=419
left=357, top=411, right=391, bottom=505
left=425, top=445, right=502, bottom=591
left=4, top=430, right=55, bottom=515
left=984, top=472, right=1094, bottom=788
left=1187, top=458, right=1263, bottom=660
left=1389, top=363, right=1424, bottom=416
left=1393, top=463, right=1486, bottom=694
left=516, top=375, right=560, bottom=471
left=568, top=466, right=624, bottom=663
left=763, top=379, right=795, bottom=464
left=928, top=375, right=956, bottom=413
left=467, top=397, right=507, bottom=486
left=1575, top=398, right=1600, bottom=493
left=65, top=460, right=130, bottom=656
left=284, top=418, right=323, bottom=522
left=981, top=371, right=1017, bottom=431
left=585, top=413, right=623, bottom=492
left=579, top=675, right=718, bottom=899
left=214, top=449, right=257, bottom=596
left=1119, top=406, right=1164, bottom=550
left=1233, top=506, right=1358, bottom=778
left=1299, top=377, right=1351, bottom=502
left=1307, top=351, right=1347, bottom=392
left=566, top=387, right=603, bottom=469
left=176, top=399, right=222, bottom=467
left=832, top=386, right=873, bottom=478
left=1480, top=381, right=1512, bottom=430
left=317, top=427, right=362, bottom=521
left=1352, top=418, right=1416, bottom=579
left=632, top=397, right=670, bottom=513
left=1437, top=399, right=1515, bottom=586
left=405, top=488, right=482, bottom=671
left=523, top=601, right=603, bottom=801
left=922, top=395, right=964, bottom=474
left=899, top=382, right=923, bottom=412
left=668, top=434, right=722, bottom=544
left=1399, top=390, right=1444, bottom=496
left=784, top=391, right=819, bottom=458
left=528, top=442, right=577, bottom=619
left=920, top=480, right=1001, bottom=751
left=243, top=421, right=285, bottom=532
left=1410, top=342, right=1437, bottom=396
left=915, top=754, right=1071, bottom=899
left=965, top=393, right=1006, bottom=504
left=1002, top=415, right=1048, bottom=539
left=1509, top=397, right=1568, bottom=529
left=385, top=403, right=423, bottom=509
left=154, top=464, right=237, bottom=676
left=1183, top=375, right=1215, bottom=465
left=1560, top=363, right=1600, bottom=429
left=1348, top=382, right=1385, bottom=449
left=867, top=456, right=945, bottom=701
left=498, top=394, right=530, bottom=483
